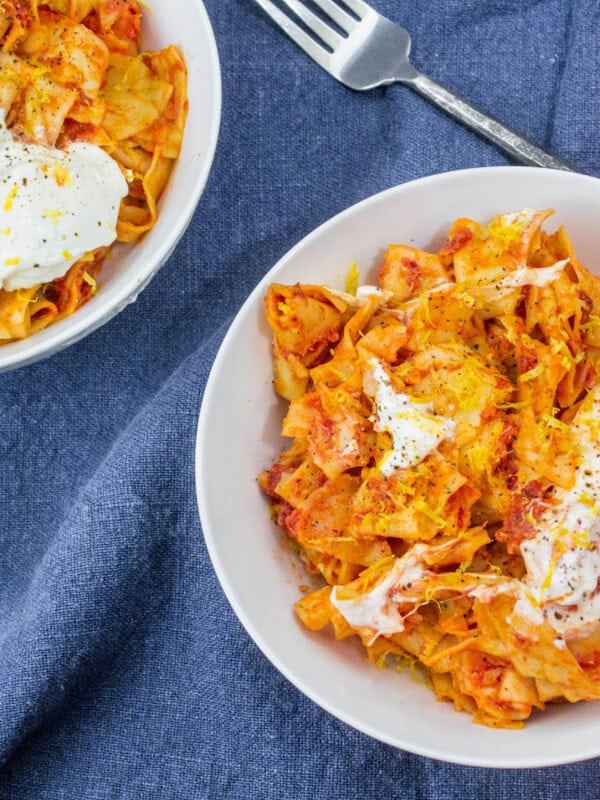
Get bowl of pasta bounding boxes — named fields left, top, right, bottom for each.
left=197, top=165, right=600, bottom=767
left=0, top=0, right=221, bottom=371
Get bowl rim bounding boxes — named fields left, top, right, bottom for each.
left=0, top=0, right=222, bottom=373
left=196, top=165, right=600, bottom=769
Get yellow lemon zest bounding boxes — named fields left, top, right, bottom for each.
left=3, top=184, right=18, bottom=212
left=344, top=261, right=360, bottom=296
left=52, top=163, right=72, bottom=186
left=541, top=414, right=570, bottom=433
left=519, top=362, right=545, bottom=383
left=43, top=209, right=65, bottom=224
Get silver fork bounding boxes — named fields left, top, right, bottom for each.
left=253, top=0, right=572, bottom=171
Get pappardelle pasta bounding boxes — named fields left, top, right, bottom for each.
left=260, top=209, right=600, bottom=728
left=0, top=0, right=187, bottom=340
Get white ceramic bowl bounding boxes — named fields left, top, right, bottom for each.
left=196, top=167, right=600, bottom=768
left=0, top=0, right=221, bottom=372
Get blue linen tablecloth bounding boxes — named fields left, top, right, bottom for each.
left=1, top=0, right=599, bottom=796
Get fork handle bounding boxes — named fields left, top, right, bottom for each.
left=408, top=72, right=573, bottom=171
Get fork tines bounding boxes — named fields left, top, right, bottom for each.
left=311, top=0, right=366, bottom=25
left=255, top=0, right=367, bottom=60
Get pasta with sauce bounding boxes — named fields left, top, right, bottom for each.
left=0, top=0, right=187, bottom=340
left=259, top=208, right=600, bottom=728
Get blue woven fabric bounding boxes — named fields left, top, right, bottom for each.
left=0, top=0, right=599, bottom=796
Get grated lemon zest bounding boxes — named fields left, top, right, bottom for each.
left=519, top=362, right=545, bottom=383
left=414, top=498, right=446, bottom=528
left=277, top=301, right=293, bottom=316
left=542, top=414, right=570, bottom=433
left=344, top=261, right=360, bottom=296
left=3, top=184, right=18, bottom=212
left=82, top=271, right=98, bottom=294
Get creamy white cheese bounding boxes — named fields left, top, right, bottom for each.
left=355, top=284, right=388, bottom=303
left=330, top=548, right=429, bottom=642
left=0, top=113, right=128, bottom=290
left=365, top=359, right=455, bottom=476
left=497, top=208, right=538, bottom=229
left=326, top=284, right=393, bottom=307
left=513, top=387, right=600, bottom=639
left=495, top=259, right=569, bottom=290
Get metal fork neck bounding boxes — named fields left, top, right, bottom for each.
left=407, top=71, right=574, bottom=171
